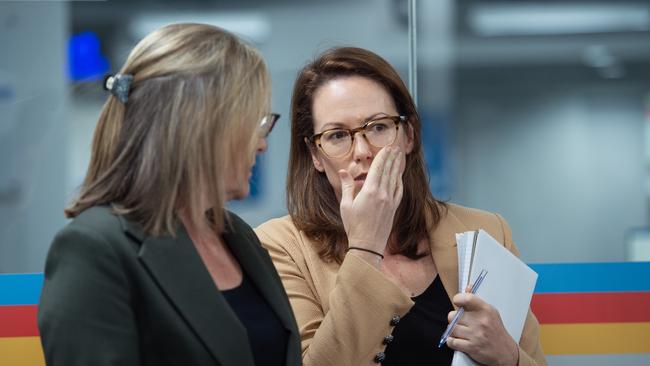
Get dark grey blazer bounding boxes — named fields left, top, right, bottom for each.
left=38, top=205, right=301, bottom=366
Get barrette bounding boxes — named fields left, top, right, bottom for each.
left=103, top=73, right=133, bottom=103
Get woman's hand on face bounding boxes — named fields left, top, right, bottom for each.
left=445, top=291, right=520, bottom=366
left=338, top=146, right=404, bottom=255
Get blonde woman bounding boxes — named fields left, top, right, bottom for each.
left=38, top=23, right=300, bottom=366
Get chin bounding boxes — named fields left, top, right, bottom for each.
left=232, top=189, right=249, bottom=200
left=226, top=185, right=250, bottom=201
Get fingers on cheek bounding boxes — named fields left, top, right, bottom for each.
left=385, top=149, right=396, bottom=178
left=368, top=149, right=386, bottom=182
left=380, top=146, right=392, bottom=165
left=392, top=150, right=402, bottom=173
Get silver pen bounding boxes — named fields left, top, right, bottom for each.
left=438, top=269, right=488, bottom=348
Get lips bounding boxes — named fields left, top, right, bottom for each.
left=354, top=173, right=367, bottom=181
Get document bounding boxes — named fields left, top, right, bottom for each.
left=451, top=230, right=538, bottom=366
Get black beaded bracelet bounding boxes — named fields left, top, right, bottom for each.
left=347, top=246, right=385, bottom=259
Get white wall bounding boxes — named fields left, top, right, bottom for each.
left=0, top=2, right=69, bottom=272
left=453, top=72, right=646, bottom=263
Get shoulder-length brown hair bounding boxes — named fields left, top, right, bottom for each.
left=287, top=46, right=445, bottom=263
left=66, top=23, right=270, bottom=235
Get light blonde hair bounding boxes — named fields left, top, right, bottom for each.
left=66, top=23, right=270, bottom=235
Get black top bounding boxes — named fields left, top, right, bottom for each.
left=222, top=273, right=288, bottom=366
left=383, top=275, right=454, bottom=365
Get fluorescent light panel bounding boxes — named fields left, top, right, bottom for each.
left=130, top=13, right=271, bottom=44
left=470, top=3, right=650, bottom=36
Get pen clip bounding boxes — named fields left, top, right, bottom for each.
left=469, top=269, right=488, bottom=294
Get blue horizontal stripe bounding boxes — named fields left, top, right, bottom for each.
left=530, top=262, right=650, bottom=293
left=2, top=262, right=649, bottom=304
left=0, top=273, right=44, bottom=305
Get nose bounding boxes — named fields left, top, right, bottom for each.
left=351, top=132, right=373, bottom=162
left=256, top=135, right=268, bottom=154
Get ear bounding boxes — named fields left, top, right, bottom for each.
left=305, top=137, right=325, bottom=172
left=404, top=120, right=415, bottom=154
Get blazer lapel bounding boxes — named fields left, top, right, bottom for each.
left=119, top=215, right=255, bottom=366
left=427, top=206, right=469, bottom=306
left=222, top=221, right=297, bottom=335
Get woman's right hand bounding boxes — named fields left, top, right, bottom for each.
left=338, top=146, right=405, bottom=262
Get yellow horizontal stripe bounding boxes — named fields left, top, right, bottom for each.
left=540, top=323, right=650, bottom=355
left=0, top=337, right=44, bottom=366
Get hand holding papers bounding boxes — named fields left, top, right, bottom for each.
left=438, top=269, right=488, bottom=348
left=449, top=230, right=538, bottom=366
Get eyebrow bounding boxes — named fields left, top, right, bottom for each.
left=318, top=112, right=389, bottom=133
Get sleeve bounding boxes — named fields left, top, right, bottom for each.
left=255, top=222, right=414, bottom=366
left=37, top=225, right=141, bottom=366
left=495, top=213, right=548, bottom=366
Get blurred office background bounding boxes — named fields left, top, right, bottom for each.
left=1, top=0, right=650, bottom=273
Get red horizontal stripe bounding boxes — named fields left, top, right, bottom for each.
left=0, top=305, right=39, bottom=337
left=532, top=292, right=650, bottom=324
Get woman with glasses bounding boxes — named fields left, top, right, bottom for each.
left=38, top=23, right=301, bottom=366
left=255, top=47, right=546, bottom=366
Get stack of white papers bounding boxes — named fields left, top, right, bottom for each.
left=452, top=230, right=538, bottom=366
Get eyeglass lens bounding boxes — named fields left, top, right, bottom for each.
left=319, top=118, right=397, bottom=157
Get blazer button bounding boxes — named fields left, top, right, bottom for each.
left=389, top=315, right=401, bottom=326
left=383, top=335, right=394, bottom=344
left=374, top=352, right=386, bottom=363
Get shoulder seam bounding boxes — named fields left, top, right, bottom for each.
left=61, top=224, right=131, bottom=289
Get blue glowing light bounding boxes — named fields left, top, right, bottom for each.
left=67, top=31, right=109, bottom=82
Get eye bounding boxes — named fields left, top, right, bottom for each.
left=368, top=120, right=390, bottom=132
left=323, top=130, right=349, bottom=142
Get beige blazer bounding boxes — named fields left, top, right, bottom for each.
left=255, top=203, right=546, bottom=366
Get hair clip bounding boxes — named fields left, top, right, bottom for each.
left=103, top=73, right=133, bottom=103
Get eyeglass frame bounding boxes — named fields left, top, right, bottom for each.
left=260, top=113, right=280, bottom=138
left=309, top=115, right=406, bottom=158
